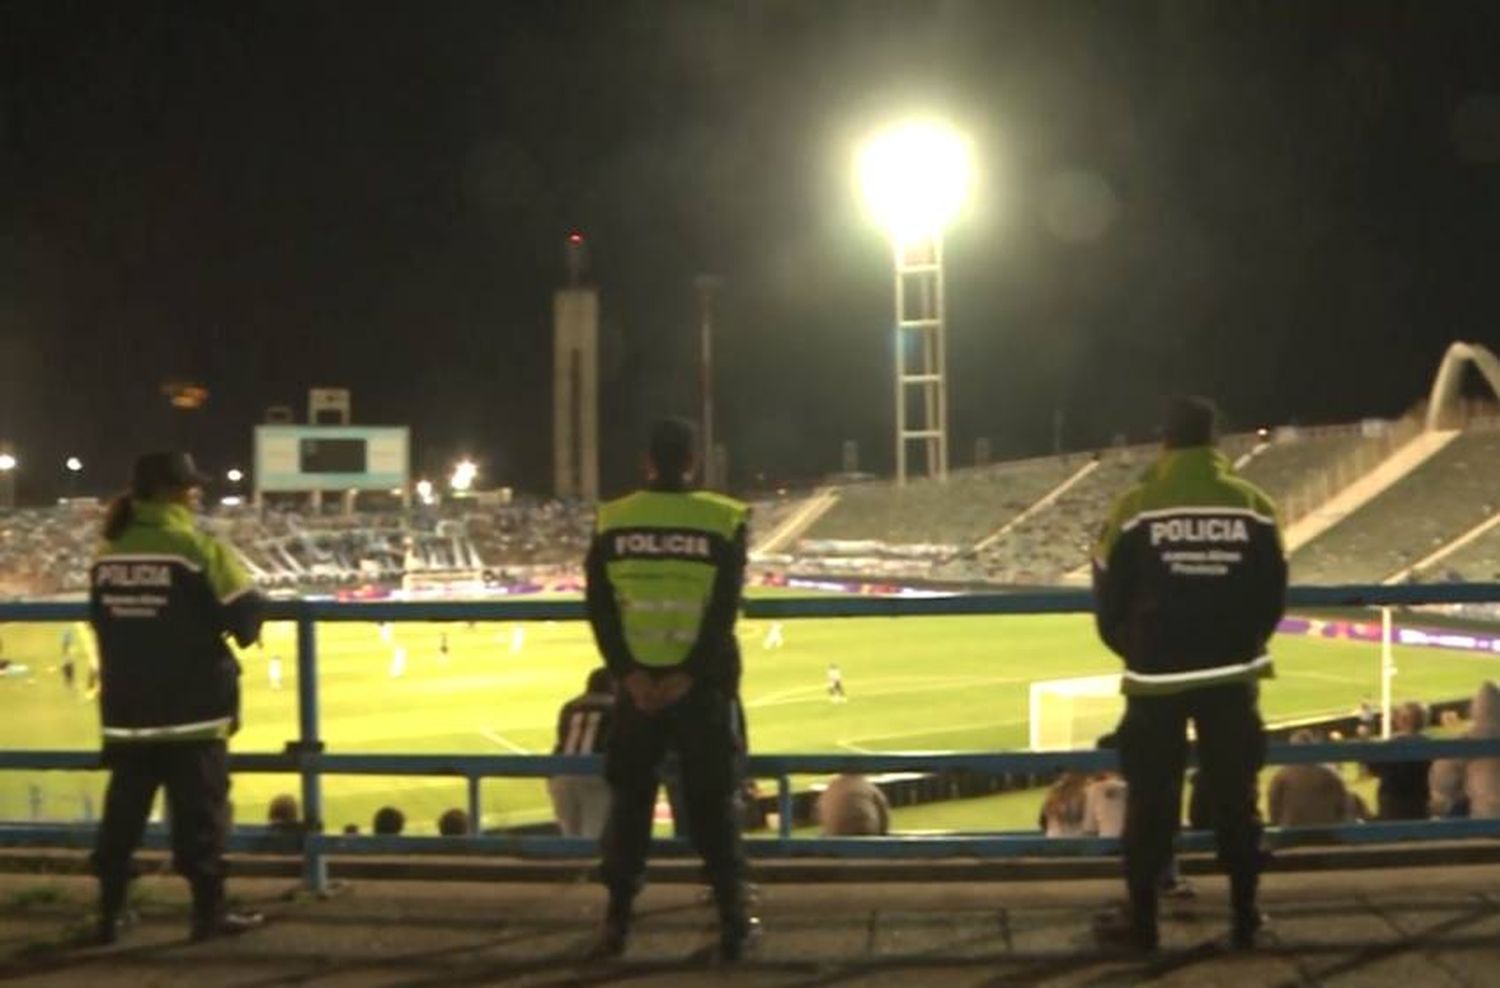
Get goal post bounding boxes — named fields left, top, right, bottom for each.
left=1028, top=673, right=1124, bottom=751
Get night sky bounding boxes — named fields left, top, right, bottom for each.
left=5, top=1, right=1500, bottom=501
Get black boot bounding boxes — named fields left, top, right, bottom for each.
left=714, top=882, right=762, bottom=963
left=93, top=872, right=131, bottom=946
left=588, top=894, right=633, bottom=960
left=1229, top=869, right=1265, bottom=950
left=190, top=878, right=265, bottom=942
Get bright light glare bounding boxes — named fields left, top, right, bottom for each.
left=449, top=459, right=478, bottom=492
left=220, top=495, right=243, bottom=507
left=0, top=454, right=15, bottom=471
left=65, top=457, right=83, bottom=472
left=226, top=468, right=244, bottom=483
left=416, top=479, right=435, bottom=505
left=858, top=120, right=972, bottom=241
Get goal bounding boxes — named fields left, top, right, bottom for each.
left=1028, top=674, right=1124, bottom=751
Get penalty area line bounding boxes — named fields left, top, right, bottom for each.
left=479, top=728, right=531, bottom=754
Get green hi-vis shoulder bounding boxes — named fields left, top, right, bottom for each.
left=595, top=490, right=747, bottom=669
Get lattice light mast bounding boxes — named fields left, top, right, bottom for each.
left=859, top=121, right=972, bottom=485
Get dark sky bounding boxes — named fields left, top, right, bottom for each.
left=5, top=1, right=1500, bottom=501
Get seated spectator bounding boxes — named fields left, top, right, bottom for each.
left=342, top=824, right=359, bottom=835
left=266, top=793, right=300, bottom=832
left=1039, top=772, right=1089, bottom=837
left=373, top=805, right=405, bottom=835
left=1082, top=772, right=1127, bottom=838
left=1268, top=729, right=1362, bottom=826
left=1365, top=701, right=1433, bottom=820
left=1431, top=680, right=1500, bottom=818
left=817, top=774, right=890, bottom=836
left=547, top=667, right=614, bottom=838
left=438, top=808, right=469, bottom=836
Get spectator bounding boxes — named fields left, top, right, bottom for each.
left=1431, top=681, right=1500, bottom=818
left=266, top=794, right=300, bottom=832
left=1039, top=773, right=1090, bottom=837
left=373, top=806, right=405, bottom=835
left=1365, top=701, right=1433, bottom=820
left=547, top=667, right=615, bottom=838
left=438, top=808, right=469, bottom=836
left=342, top=824, right=359, bottom=835
left=817, top=774, right=890, bottom=836
left=1267, top=729, right=1362, bottom=826
left=1082, top=773, right=1127, bottom=838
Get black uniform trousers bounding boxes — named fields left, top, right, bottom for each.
left=601, top=686, right=745, bottom=910
left=1118, top=682, right=1265, bottom=927
left=92, top=740, right=231, bottom=914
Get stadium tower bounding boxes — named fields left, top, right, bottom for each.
left=554, top=233, right=599, bottom=501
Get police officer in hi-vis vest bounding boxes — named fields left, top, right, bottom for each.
left=585, top=418, right=758, bottom=961
left=88, top=453, right=266, bottom=944
left=1092, top=398, right=1287, bottom=952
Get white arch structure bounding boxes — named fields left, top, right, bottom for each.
left=1426, top=341, right=1500, bottom=431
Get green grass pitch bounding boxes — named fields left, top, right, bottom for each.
left=1, top=610, right=1494, bottom=834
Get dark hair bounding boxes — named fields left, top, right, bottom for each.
left=103, top=493, right=135, bottom=542
left=438, top=808, right=469, bottom=836
left=373, top=805, right=405, bottom=835
left=267, top=794, right=300, bottom=827
left=1163, top=396, right=1218, bottom=449
left=648, top=418, right=698, bottom=480
left=586, top=667, right=613, bottom=695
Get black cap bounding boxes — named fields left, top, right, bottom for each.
left=648, top=418, right=698, bottom=478
left=1162, top=396, right=1217, bottom=449
left=131, top=452, right=210, bottom=498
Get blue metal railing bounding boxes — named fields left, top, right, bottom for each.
left=4, top=583, right=1500, bottom=892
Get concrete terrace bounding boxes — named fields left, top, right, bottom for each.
left=4, top=859, right=1500, bottom=986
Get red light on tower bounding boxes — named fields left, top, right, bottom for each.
left=565, top=231, right=588, bottom=285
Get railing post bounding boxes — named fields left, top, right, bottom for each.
left=1381, top=606, right=1395, bottom=740
left=777, top=774, right=793, bottom=840
left=293, top=609, right=327, bottom=893
left=467, top=775, right=482, bottom=835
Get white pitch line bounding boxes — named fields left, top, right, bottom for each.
left=479, top=728, right=531, bottom=754
left=836, top=714, right=1030, bottom=752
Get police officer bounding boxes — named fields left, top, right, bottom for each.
left=1092, top=398, right=1287, bottom=951
left=88, top=452, right=266, bottom=944
left=585, top=418, right=758, bottom=961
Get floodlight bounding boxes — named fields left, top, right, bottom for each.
left=226, top=468, right=244, bottom=484
left=65, top=457, right=83, bottom=473
left=0, top=454, right=15, bottom=472
left=858, top=120, right=972, bottom=242
left=450, top=459, right=477, bottom=492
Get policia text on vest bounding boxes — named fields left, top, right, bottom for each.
left=585, top=462, right=758, bottom=960
left=88, top=452, right=267, bottom=945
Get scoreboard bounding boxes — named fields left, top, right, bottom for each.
left=253, top=425, right=410, bottom=494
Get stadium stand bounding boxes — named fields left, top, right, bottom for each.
left=973, top=447, right=1150, bottom=585
left=803, top=456, right=1079, bottom=547
left=1414, top=513, right=1500, bottom=582
left=1238, top=421, right=1418, bottom=526
left=1291, top=426, right=1500, bottom=584
left=0, top=503, right=100, bottom=597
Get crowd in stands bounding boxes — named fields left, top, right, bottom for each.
left=6, top=418, right=1500, bottom=595
left=0, top=502, right=102, bottom=597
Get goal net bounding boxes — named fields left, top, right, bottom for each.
left=1028, top=674, right=1124, bottom=751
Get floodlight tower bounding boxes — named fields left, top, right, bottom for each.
left=859, top=120, right=972, bottom=485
